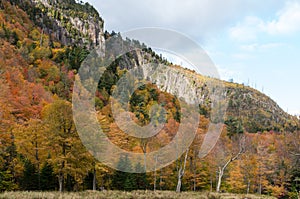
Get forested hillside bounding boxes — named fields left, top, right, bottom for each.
left=0, top=0, right=299, bottom=198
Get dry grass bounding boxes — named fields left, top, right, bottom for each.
left=0, top=191, right=276, bottom=199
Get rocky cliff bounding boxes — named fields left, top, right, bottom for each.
left=9, top=0, right=105, bottom=50
left=110, top=43, right=299, bottom=133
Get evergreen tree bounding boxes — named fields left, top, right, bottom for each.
left=0, top=171, right=16, bottom=191
left=40, top=162, right=57, bottom=191
left=83, top=171, right=94, bottom=190
left=3, top=134, right=18, bottom=188
left=21, top=160, right=38, bottom=190
left=225, top=117, right=244, bottom=138
left=66, top=174, right=76, bottom=192
left=112, top=155, right=128, bottom=190
left=112, top=154, right=137, bottom=191
left=135, top=162, right=148, bottom=190
left=124, top=174, right=137, bottom=191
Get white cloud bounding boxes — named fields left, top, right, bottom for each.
left=86, top=0, right=286, bottom=42
left=229, top=1, right=300, bottom=41
left=229, top=16, right=264, bottom=42
left=263, top=1, right=300, bottom=34
left=240, top=42, right=285, bottom=51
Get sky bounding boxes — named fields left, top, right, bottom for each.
left=84, top=0, right=300, bottom=115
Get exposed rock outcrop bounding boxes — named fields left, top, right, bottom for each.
left=115, top=49, right=299, bottom=133
left=11, top=0, right=105, bottom=50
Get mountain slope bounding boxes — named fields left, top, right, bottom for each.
left=1, top=0, right=298, bottom=133
left=0, top=1, right=299, bottom=195
left=97, top=39, right=300, bottom=133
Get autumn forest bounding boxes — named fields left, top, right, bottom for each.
left=0, top=0, right=299, bottom=198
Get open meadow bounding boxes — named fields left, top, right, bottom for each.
left=0, top=191, right=276, bottom=199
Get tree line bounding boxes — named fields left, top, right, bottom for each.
left=0, top=2, right=299, bottom=198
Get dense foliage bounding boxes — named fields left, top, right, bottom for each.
left=0, top=1, right=299, bottom=198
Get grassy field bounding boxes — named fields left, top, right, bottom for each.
left=0, top=191, right=276, bottom=199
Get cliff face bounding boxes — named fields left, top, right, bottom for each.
left=114, top=48, right=299, bottom=133
left=11, top=0, right=105, bottom=50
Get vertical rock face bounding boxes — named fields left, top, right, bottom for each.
left=114, top=49, right=299, bottom=133
left=21, top=0, right=105, bottom=50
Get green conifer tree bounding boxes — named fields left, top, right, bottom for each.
left=135, top=162, right=148, bottom=190
left=21, top=160, right=38, bottom=190
left=40, top=162, right=57, bottom=191
left=112, top=154, right=137, bottom=191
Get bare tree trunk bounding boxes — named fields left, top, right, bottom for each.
left=216, top=136, right=245, bottom=192
left=59, top=144, right=66, bottom=192
left=216, top=168, right=221, bottom=192
left=93, top=167, right=97, bottom=191
left=159, top=169, right=163, bottom=190
left=140, top=138, right=149, bottom=172
left=176, top=177, right=182, bottom=193
left=247, top=180, right=250, bottom=194
left=216, top=165, right=226, bottom=193
left=154, top=156, right=158, bottom=191
left=176, top=149, right=189, bottom=193
left=144, top=153, right=147, bottom=173
left=58, top=174, right=63, bottom=192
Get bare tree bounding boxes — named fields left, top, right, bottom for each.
left=216, top=135, right=246, bottom=192
left=140, top=138, right=149, bottom=172
left=176, top=148, right=189, bottom=193
left=153, top=155, right=158, bottom=191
